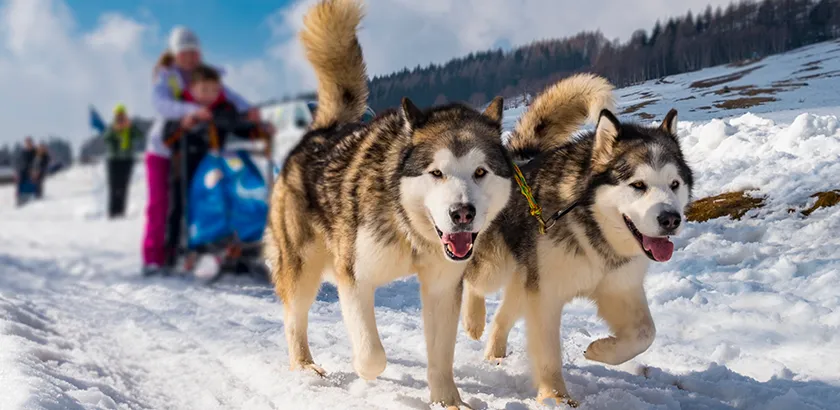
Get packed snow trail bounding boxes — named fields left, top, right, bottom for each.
left=2, top=110, right=840, bottom=409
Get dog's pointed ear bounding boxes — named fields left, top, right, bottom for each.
left=592, top=109, right=620, bottom=167
left=401, top=97, right=425, bottom=131
left=660, top=108, right=678, bottom=135
left=482, top=96, right=504, bottom=125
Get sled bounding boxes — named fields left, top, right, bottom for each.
left=165, top=115, right=274, bottom=285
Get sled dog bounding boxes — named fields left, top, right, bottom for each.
left=264, top=0, right=512, bottom=406
left=461, top=74, right=694, bottom=405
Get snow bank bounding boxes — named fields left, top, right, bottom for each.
left=678, top=112, right=840, bottom=213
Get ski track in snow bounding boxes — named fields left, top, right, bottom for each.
left=3, top=49, right=840, bottom=410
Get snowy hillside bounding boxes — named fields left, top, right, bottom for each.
left=615, top=39, right=840, bottom=123
left=3, top=44, right=840, bottom=409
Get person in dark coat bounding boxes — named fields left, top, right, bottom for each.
left=32, top=143, right=51, bottom=199
left=14, top=137, right=36, bottom=205
left=102, top=104, right=143, bottom=218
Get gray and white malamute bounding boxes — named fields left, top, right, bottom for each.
left=264, top=0, right=511, bottom=407
left=461, top=75, right=694, bottom=406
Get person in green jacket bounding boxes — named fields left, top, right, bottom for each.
left=103, top=103, right=143, bottom=218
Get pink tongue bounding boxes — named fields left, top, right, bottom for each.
left=642, top=235, right=674, bottom=262
left=442, top=232, right=473, bottom=258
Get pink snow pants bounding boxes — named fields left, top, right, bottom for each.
left=142, top=154, right=170, bottom=266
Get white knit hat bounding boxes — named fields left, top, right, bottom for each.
left=168, top=26, right=200, bottom=54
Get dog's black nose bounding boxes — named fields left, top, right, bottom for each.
left=450, top=203, right=476, bottom=225
left=657, top=211, right=681, bottom=231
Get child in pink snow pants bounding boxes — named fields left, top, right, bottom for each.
left=142, top=154, right=169, bottom=267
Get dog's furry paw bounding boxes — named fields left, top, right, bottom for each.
left=462, top=294, right=487, bottom=341
left=483, top=340, right=508, bottom=362
left=536, top=390, right=578, bottom=408
left=486, top=356, right=505, bottom=366
left=584, top=335, right=649, bottom=366
left=464, top=319, right=485, bottom=341
left=483, top=349, right=507, bottom=365
left=431, top=386, right=472, bottom=410
left=438, top=400, right=474, bottom=410
left=353, top=347, right=387, bottom=380
left=583, top=336, right=622, bottom=365
left=292, top=362, right=327, bottom=378
left=443, top=404, right=473, bottom=410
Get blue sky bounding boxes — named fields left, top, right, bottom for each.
left=67, top=0, right=291, bottom=61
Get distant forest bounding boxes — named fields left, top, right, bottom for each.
left=367, top=0, right=840, bottom=111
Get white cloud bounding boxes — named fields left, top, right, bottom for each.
left=0, top=0, right=155, bottom=146
left=0, top=0, right=734, bottom=147
left=85, top=13, right=147, bottom=53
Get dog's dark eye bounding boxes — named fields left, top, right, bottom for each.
left=474, top=168, right=487, bottom=179
left=429, top=170, right=443, bottom=178
left=670, top=180, right=680, bottom=190
left=630, top=181, right=647, bottom=191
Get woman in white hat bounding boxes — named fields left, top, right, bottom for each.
left=141, top=26, right=258, bottom=275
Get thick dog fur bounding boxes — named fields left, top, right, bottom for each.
left=264, top=0, right=512, bottom=407
left=461, top=75, right=694, bottom=405
left=299, top=0, right=368, bottom=130
left=507, top=73, right=615, bottom=157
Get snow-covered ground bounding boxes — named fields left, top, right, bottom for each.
left=615, top=39, right=840, bottom=123
left=3, top=44, right=840, bottom=409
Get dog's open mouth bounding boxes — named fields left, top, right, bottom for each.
left=623, top=215, right=674, bottom=262
left=435, top=227, right=478, bottom=261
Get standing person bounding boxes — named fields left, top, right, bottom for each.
left=14, top=137, right=36, bottom=206
left=142, top=26, right=258, bottom=275
left=103, top=104, right=143, bottom=218
left=32, top=142, right=51, bottom=199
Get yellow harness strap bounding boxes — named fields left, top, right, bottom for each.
left=512, top=162, right=547, bottom=234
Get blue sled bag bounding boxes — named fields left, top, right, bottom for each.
left=223, top=151, right=269, bottom=243
left=187, top=150, right=269, bottom=249
left=187, top=153, right=232, bottom=248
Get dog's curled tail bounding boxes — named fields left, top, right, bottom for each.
left=300, top=0, right=368, bottom=130
left=507, top=73, right=615, bottom=159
